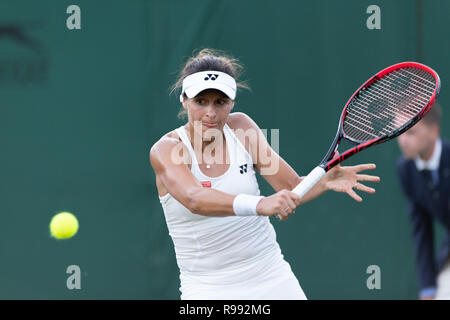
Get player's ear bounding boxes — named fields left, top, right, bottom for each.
left=230, top=100, right=235, bottom=110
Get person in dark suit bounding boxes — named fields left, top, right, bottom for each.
left=397, top=102, right=450, bottom=300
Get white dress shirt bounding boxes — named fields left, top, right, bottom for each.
left=415, top=138, right=442, bottom=184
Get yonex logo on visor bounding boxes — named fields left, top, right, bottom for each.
left=180, top=71, right=237, bottom=102
left=204, top=74, right=219, bottom=81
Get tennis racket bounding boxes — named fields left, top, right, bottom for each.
left=292, top=61, right=441, bottom=200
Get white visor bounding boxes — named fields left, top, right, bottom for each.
left=179, top=71, right=237, bottom=102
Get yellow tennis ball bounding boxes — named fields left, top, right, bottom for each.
left=49, top=212, right=79, bottom=239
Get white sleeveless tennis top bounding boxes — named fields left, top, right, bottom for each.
left=158, top=124, right=283, bottom=279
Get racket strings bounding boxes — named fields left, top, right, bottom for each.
left=374, top=73, right=432, bottom=105
left=343, top=67, right=436, bottom=142
left=357, top=79, right=422, bottom=123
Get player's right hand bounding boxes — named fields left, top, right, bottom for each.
left=256, top=189, right=300, bottom=220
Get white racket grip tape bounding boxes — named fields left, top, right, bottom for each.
left=292, top=166, right=326, bottom=200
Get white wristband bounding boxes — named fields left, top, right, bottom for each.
left=233, top=194, right=265, bottom=216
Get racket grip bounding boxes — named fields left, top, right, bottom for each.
left=292, top=166, right=326, bottom=200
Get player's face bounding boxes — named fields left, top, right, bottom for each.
left=183, top=89, right=234, bottom=133
left=397, top=121, right=437, bottom=159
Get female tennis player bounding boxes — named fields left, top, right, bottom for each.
left=150, top=49, right=380, bottom=300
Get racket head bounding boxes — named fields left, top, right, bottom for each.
left=340, top=62, right=441, bottom=144
left=322, top=62, right=440, bottom=170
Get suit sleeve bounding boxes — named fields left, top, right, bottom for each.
left=396, top=159, right=437, bottom=292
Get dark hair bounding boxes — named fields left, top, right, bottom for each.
left=423, top=101, right=442, bottom=127
left=170, top=48, right=250, bottom=119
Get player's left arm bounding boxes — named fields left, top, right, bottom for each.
left=227, top=112, right=379, bottom=204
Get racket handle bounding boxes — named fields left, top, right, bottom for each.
left=292, top=166, right=326, bottom=200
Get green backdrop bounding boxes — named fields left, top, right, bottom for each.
left=0, top=0, right=448, bottom=299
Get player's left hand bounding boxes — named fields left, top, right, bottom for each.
left=323, top=153, right=380, bottom=202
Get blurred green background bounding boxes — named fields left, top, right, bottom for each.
left=0, top=0, right=448, bottom=299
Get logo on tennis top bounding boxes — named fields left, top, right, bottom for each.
left=239, top=164, right=248, bottom=174
left=204, top=74, right=219, bottom=81
left=201, top=181, right=211, bottom=188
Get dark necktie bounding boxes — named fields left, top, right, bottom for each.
left=421, top=169, right=434, bottom=189
left=421, top=169, right=437, bottom=189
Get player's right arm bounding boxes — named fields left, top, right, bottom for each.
left=150, top=137, right=298, bottom=219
